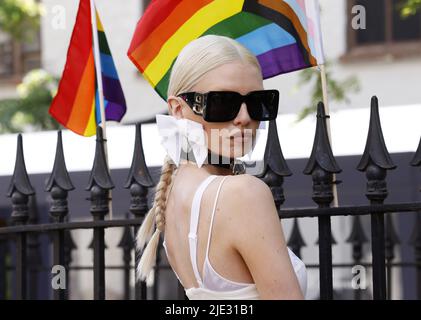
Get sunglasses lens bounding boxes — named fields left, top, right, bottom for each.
left=247, top=90, right=279, bottom=120
left=205, top=92, right=241, bottom=122
left=199, top=90, right=279, bottom=122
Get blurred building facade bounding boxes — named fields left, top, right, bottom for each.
left=1, top=0, right=420, bottom=120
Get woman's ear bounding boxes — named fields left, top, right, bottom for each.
left=167, top=95, right=184, bottom=119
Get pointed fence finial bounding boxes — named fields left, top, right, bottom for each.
left=86, top=126, right=114, bottom=222
left=357, top=96, right=396, bottom=202
left=257, top=120, right=292, bottom=210
left=357, top=96, right=396, bottom=171
left=46, top=130, right=74, bottom=191
left=118, top=213, right=135, bottom=252
left=411, top=137, right=421, bottom=167
left=45, top=130, right=75, bottom=222
left=124, top=123, right=154, bottom=189
left=303, top=102, right=341, bottom=175
left=258, top=119, right=292, bottom=177
left=346, top=215, right=368, bottom=261
left=287, top=218, right=306, bottom=259
left=86, top=126, right=114, bottom=191
left=303, top=102, right=341, bottom=207
left=7, top=134, right=35, bottom=225
left=7, top=134, right=35, bottom=197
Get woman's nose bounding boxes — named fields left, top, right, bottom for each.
left=233, top=103, right=251, bottom=126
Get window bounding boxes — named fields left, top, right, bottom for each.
left=0, top=38, right=13, bottom=78
left=0, top=31, right=41, bottom=83
left=344, top=0, right=421, bottom=61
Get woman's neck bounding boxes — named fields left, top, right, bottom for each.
left=178, top=149, right=244, bottom=176
left=178, top=159, right=234, bottom=176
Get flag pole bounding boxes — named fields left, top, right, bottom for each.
left=313, top=0, right=339, bottom=208
left=90, top=0, right=113, bottom=219
left=320, top=63, right=339, bottom=208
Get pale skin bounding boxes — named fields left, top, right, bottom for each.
left=164, top=61, right=304, bottom=299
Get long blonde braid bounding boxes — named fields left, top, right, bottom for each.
left=136, top=155, right=177, bottom=285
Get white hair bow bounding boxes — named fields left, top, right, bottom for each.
left=156, top=114, right=208, bottom=168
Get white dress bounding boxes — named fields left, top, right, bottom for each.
left=163, top=175, right=307, bottom=300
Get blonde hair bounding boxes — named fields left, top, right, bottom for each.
left=168, top=35, right=261, bottom=97
left=136, top=35, right=261, bottom=285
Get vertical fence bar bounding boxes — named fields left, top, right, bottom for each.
left=409, top=212, right=421, bottom=299
left=410, top=137, right=421, bottom=299
left=45, top=130, right=74, bottom=300
left=385, top=213, right=399, bottom=300
left=370, top=203, right=387, bottom=299
left=124, top=123, right=154, bottom=300
left=152, top=240, right=162, bottom=300
left=0, top=233, right=7, bottom=300
left=52, top=230, right=65, bottom=298
left=303, top=103, right=341, bottom=300
left=118, top=215, right=134, bottom=300
left=357, top=96, right=396, bottom=300
left=15, top=230, right=27, bottom=300
left=317, top=211, right=333, bottom=300
left=346, top=215, right=368, bottom=300
left=63, top=228, right=76, bottom=299
left=92, top=215, right=106, bottom=300
left=86, top=127, right=114, bottom=300
left=27, top=195, right=41, bottom=300
left=6, top=134, right=35, bottom=300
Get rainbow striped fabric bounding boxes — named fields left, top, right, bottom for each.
left=49, top=0, right=126, bottom=137
left=128, top=0, right=324, bottom=100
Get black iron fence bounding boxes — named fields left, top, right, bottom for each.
left=0, top=96, right=420, bottom=300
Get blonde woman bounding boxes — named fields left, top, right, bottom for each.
left=136, top=35, right=307, bottom=300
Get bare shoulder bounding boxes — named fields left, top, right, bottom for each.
left=223, top=174, right=276, bottom=215
left=219, top=174, right=279, bottom=231
left=224, top=174, right=272, bottom=197
left=221, top=174, right=304, bottom=299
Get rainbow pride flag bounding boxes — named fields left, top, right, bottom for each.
left=49, top=0, right=126, bottom=137
left=128, top=0, right=325, bottom=100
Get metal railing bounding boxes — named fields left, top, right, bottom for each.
left=0, top=96, right=420, bottom=300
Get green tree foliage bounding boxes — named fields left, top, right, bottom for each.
left=295, top=0, right=421, bottom=121
left=0, top=0, right=42, bottom=41
left=400, top=0, right=421, bottom=17
left=0, top=69, right=60, bottom=133
left=0, top=0, right=59, bottom=134
left=296, top=62, right=360, bottom=121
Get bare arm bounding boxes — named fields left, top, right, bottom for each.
left=224, top=175, right=304, bottom=300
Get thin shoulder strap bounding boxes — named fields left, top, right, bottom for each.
left=189, top=175, right=218, bottom=286
left=205, top=175, right=229, bottom=259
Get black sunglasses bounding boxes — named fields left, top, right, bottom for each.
left=177, top=90, right=279, bottom=122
